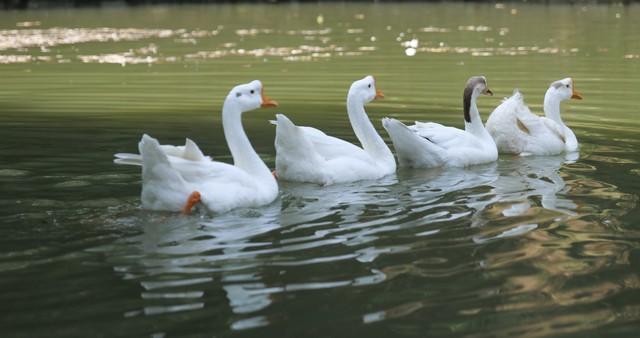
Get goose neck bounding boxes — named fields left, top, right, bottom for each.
left=346, top=93, right=394, bottom=165
left=463, top=92, right=488, bottom=137
left=543, top=89, right=564, bottom=126
left=222, top=100, right=273, bottom=180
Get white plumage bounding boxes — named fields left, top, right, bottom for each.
left=272, top=76, right=396, bottom=185
left=382, top=76, right=498, bottom=168
left=486, top=77, right=581, bottom=156
left=114, top=80, right=279, bottom=214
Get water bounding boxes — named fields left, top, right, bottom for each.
left=1, top=3, right=640, bottom=337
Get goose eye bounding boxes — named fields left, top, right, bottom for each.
left=566, top=84, right=570, bottom=88
left=368, top=84, right=372, bottom=88
left=235, top=92, right=241, bottom=97
left=250, top=90, right=255, bottom=94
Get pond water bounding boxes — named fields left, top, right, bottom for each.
left=1, top=3, right=640, bottom=337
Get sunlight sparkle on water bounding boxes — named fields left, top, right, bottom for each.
left=1, top=4, right=639, bottom=337
left=0, top=27, right=177, bottom=50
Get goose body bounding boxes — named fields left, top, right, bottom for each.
left=486, top=78, right=581, bottom=156
left=273, top=76, right=396, bottom=185
left=114, top=80, right=279, bottom=214
left=382, top=76, right=498, bottom=168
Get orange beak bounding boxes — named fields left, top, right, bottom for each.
left=571, top=89, right=583, bottom=100
left=261, top=88, right=278, bottom=108
left=375, top=89, right=385, bottom=100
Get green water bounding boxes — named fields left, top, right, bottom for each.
left=1, top=3, right=640, bottom=337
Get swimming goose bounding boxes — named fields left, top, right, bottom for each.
left=382, top=76, right=497, bottom=168
left=485, top=77, right=582, bottom=155
left=114, top=80, right=279, bottom=214
left=272, top=75, right=396, bottom=185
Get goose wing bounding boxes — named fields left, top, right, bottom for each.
left=410, top=121, right=474, bottom=149
left=299, top=126, right=371, bottom=162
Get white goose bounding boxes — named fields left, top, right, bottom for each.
left=382, top=76, right=497, bottom=168
left=272, top=75, right=396, bottom=185
left=486, top=77, right=582, bottom=156
left=114, top=80, right=279, bottom=214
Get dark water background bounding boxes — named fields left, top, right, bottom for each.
left=1, top=3, right=640, bottom=337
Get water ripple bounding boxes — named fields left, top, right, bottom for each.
left=1, top=4, right=639, bottom=337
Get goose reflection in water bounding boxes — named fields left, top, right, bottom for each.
left=471, top=152, right=579, bottom=243
left=93, top=150, right=630, bottom=331
left=361, top=152, right=637, bottom=327
left=90, top=202, right=282, bottom=322
left=278, top=162, right=500, bottom=246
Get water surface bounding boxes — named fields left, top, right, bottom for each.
left=1, top=3, right=640, bottom=337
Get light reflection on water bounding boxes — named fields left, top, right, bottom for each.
left=0, top=26, right=588, bottom=65
left=1, top=3, right=640, bottom=337
left=1, top=8, right=627, bottom=65
left=75, top=152, right=636, bottom=334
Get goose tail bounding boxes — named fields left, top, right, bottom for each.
left=137, top=134, right=191, bottom=211
left=382, top=117, right=445, bottom=168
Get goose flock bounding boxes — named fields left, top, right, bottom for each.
left=114, top=75, right=582, bottom=214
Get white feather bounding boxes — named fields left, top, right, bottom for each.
left=273, top=76, right=396, bottom=185
left=486, top=79, right=580, bottom=155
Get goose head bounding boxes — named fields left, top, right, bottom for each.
left=348, top=75, right=385, bottom=104
left=226, top=80, right=278, bottom=112
left=549, top=77, right=582, bottom=101
left=463, top=76, right=493, bottom=122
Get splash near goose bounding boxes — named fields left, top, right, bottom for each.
left=114, top=80, right=279, bottom=214
left=272, top=75, right=396, bottom=185
left=382, top=76, right=498, bottom=168
left=486, top=77, right=582, bottom=156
